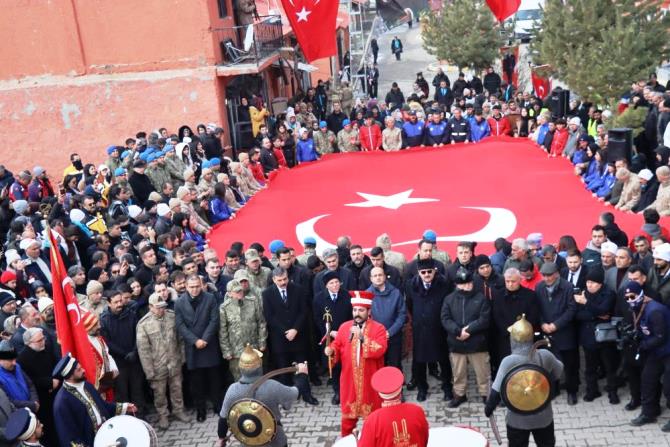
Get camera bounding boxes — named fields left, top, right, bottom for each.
left=617, top=322, right=640, bottom=351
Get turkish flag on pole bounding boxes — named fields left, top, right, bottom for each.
left=485, top=0, right=521, bottom=21
left=531, top=69, right=552, bottom=99
left=47, top=228, right=96, bottom=384
left=280, top=0, right=339, bottom=62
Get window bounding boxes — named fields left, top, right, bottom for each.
left=217, top=0, right=228, bottom=18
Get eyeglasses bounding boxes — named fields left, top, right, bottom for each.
left=419, top=270, right=433, bottom=275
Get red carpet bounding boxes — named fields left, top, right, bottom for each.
left=209, top=137, right=643, bottom=258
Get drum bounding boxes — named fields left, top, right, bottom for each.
left=94, top=415, right=158, bottom=447
left=333, top=426, right=488, bottom=447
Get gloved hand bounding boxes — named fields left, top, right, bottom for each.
left=293, top=372, right=310, bottom=399
left=124, top=351, right=138, bottom=363
left=484, top=389, right=501, bottom=418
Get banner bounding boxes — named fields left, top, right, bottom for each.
left=280, top=0, right=339, bottom=62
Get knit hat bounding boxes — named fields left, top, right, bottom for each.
left=37, top=297, right=54, bottom=313
left=4, top=250, right=20, bottom=267
left=0, top=340, right=17, bottom=360
left=176, top=186, right=189, bottom=200
left=11, top=200, right=29, bottom=216
left=585, top=266, right=605, bottom=284
left=652, top=243, right=670, bottom=262
left=474, top=254, right=492, bottom=269
left=183, top=168, right=195, bottom=181
left=0, top=292, right=14, bottom=307
left=156, top=203, right=170, bottom=217
left=86, top=280, right=104, bottom=296
left=0, top=271, right=17, bottom=284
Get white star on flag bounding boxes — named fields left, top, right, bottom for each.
left=296, top=6, right=311, bottom=22
left=345, top=189, right=439, bottom=210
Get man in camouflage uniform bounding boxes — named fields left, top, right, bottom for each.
left=297, top=102, right=317, bottom=127
left=376, top=233, right=407, bottom=277
left=422, top=229, right=451, bottom=266
left=218, top=280, right=267, bottom=380
left=164, top=145, right=187, bottom=187
left=340, top=81, right=354, bottom=116
left=245, top=248, right=271, bottom=291
left=296, top=237, right=317, bottom=267
left=313, top=121, right=337, bottom=155
left=136, top=294, right=190, bottom=429
left=146, top=153, right=171, bottom=193
left=337, top=119, right=360, bottom=152
left=234, top=269, right=262, bottom=302
left=218, top=346, right=312, bottom=447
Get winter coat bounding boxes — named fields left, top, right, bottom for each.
left=490, top=285, right=541, bottom=357
left=360, top=124, right=383, bottom=151
left=174, top=291, right=222, bottom=369
left=469, top=117, right=491, bottom=142
left=575, top=286, right=616, bottom=350
left=550, top=127, right=569, bottom=156
left=337, top=128, right=360, bottom=152
left=368, top=283, right=407, bottom=338
left=487, top=115, right=511, bottom=136
left=296, top=138, right=319, bottom=163
left=99, top=306, right=140, bottom=365
left=535, top=278, right=578, bottom=350
left=406, top=275, right=450, bottom=362
left=218, top=295, right=267, bottom=359
left=209, top=197, right=234, bottom=224
left=441, top=288, right=490, bottom=353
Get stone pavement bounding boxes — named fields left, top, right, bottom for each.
left=155, top=367, right=670, bottom=446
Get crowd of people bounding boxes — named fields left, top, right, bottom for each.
left=1, top=65, right=670, bottom=446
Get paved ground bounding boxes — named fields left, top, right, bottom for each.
left=152, top=23, right=670, bottom=447
left=154, top=362, right=670, bottom=446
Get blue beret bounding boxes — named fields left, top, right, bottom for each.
left=138, top=152, right=149, bottom=162
left=120, top=150, right=131, bottom=159
left=209, top=157, right=221, bottom=166
left=269, top=240, right=285, bottom=254
left=319, top=121, right=327, bottom=128
left=342, top=119, right=351, bottom=127
left=106, top=145, right=118, bottom=155
left=303, top=236, right=317, bottom=245
left=163, top=144, right=175, bottom=153
left=422, top=229, right=437, bottom=242
left=114, top=167, right=127, bottom=177
left=146, top=153, right=158, bottom=163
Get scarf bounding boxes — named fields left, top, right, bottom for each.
left=0, top=363, right=30, bottom=401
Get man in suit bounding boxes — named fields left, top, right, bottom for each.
left=313, top=271, right=352, bottom=405
left=313, top=248, right=356, bottom=297
left=19, top=239, right=52, bottom=295
left=262, top=267, right=318, bottom=405
left=536, top=262, right=579, bottom=405
left=174, top=274, right=223, bottom=422
left=561, top=249, right=589, bottom=291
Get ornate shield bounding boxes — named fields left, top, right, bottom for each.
left=501, top=363, right=553, bottom=414
left=228, top=398, right=277, bottom=446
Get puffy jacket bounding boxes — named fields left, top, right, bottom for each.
left=296, top=138, right=318, bottom=163
left=469, top=117, right=491, bottom=142
left=550, top=127, right=569, bottom=156
left=575, top=286, right=616, bottom=349
left=441, top=289, right=490, bottom=353
left=487, top=115, right=511, bottom=136
left=209, top=197, right=234, bottom=224
left=360, top=124, right=383, bottom=151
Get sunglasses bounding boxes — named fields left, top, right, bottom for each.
left=419, top=270, right=433, bottom=275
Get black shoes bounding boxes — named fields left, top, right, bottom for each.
left=303, top=394, right=319, bottom=405
left=583, top=391, right=601, bottom=402
left=417, top=390, right=427, bottom=402
left=196, top=409, right=206, bottom=422
left=331, top=394, right=340, bottom=405
left=406, top=378, right=417, bottom=391
left=631, top=413, right=656, bottom=426
left=625, top=399, right=641, bottom=411
left=481, top=396, right=487, bottom=404
left=448, top=395, right=467, bottom=408
left=608, top=392, right=620, bottom=405
left=567, top=393, right=578, bottom=406
left=443, top=388, right=454, bottom=401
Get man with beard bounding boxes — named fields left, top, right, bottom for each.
left=405, top=240, right=446, bottom=281
left=99, top=292, right=145, bottom=417
left=582, top=225, right=608, bottom=268
left=561, top=249, right=589, bottom=291
left=345, top=245, right=371, bottom=287
left=324, top=292, right=388, bottom=436
left=5, top=407, right=45, bottom=447
left=490, top=268, right=541, bottom=370
left=647, top=242, right=670, bottom=305
left=605, top=247, right=633, bottom=293
left=17, top=328, right=58, bottom=446
left=62, top=153, right=84, bottom=183
left=406, top=259, right=453, bottom=402
left=275, top=247, right=311, bottom=291
left=52, top=354, right=137, bottom=446
left=359, top=247, right=402, bottom=290
left=313, top=272, right=353, bottom=405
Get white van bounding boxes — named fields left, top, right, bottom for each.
left=511, top=0, right=544, bottom=42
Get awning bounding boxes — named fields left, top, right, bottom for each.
left=274, top=59, right=319, bottom=72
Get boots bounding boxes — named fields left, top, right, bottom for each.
left=157, top=415, right=170, bottom=430
left=173, top=411, right=192, bottom=423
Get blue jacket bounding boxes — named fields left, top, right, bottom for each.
left=402, top=120, right=425, bottom=147
left=594, top=173, right=616, bottom=198
left=469, top=117, right=491, bottom=142
left=571, top=149, right=587, bottom=165
left=367, top=283, right=407, bottom=338
left=639, top=299, right=670, bottom=358
left=537, top=123, right=550, bottom=146
left=296, top=138, right=318, bottom=163
left=209, top=197, right=234, bottom=224
left=424, top=120, right=449, bottom=145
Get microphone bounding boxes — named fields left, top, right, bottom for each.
left=349, top=322, right=363, bottom=342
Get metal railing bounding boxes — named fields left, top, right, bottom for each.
left=213, top=15, right=284, bottom=66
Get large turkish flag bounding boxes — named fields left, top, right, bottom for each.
left=531, top=70, right=552, bottom=99
left=209, top=137, right=642, bottom=258
left=280, top=0, right=339, bottom=62
left=486, top=0, right=521, bottom=21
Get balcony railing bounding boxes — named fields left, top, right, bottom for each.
left=213, top=15, right=284, bottom=67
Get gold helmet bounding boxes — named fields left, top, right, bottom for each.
left=508, top=314, right=534, bottom=343
left=239, top=344, right=263, bottom=371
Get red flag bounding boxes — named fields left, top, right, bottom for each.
left=531, top=70, right=552, bottom=99
left=47, top=229, right=97, bottom=384
left=280, top=0, right=339, bottom=62
left=485, top=0, right=521, bottom=21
